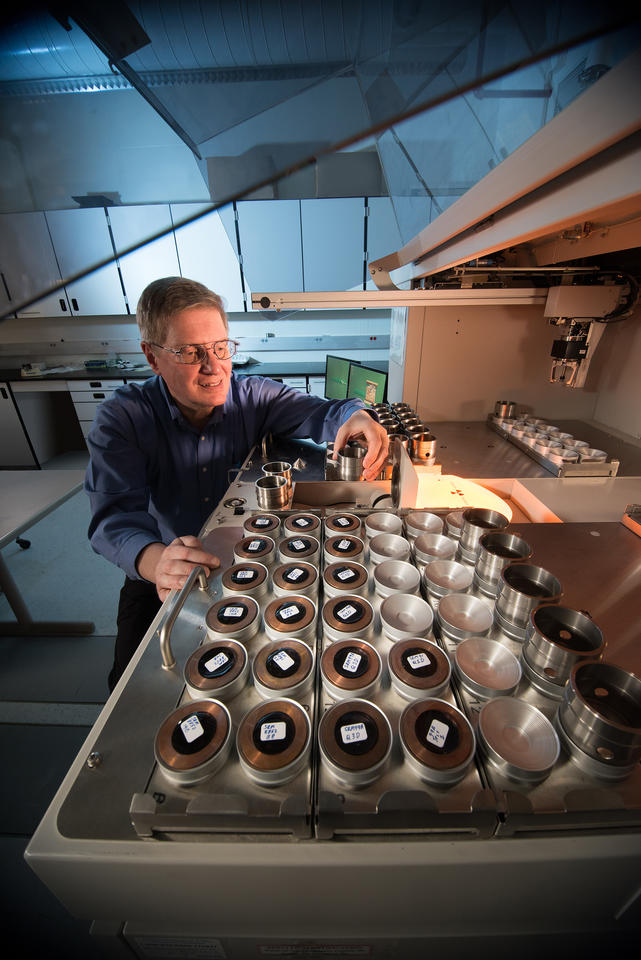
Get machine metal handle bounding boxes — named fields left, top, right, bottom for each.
left=159, top=564, right=209, bottom=670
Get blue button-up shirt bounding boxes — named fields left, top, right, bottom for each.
left=85, top=373, right=367, bottom=580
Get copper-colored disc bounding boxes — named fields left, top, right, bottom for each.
left=319, top=700, right=391, bottom=771
left=243, top=513, right=280, bottom=535
left=325, top=514, right=361, bottom=534
left=284, top=513, right=320, bottom=534
left=264, top=595, right=316, bottom=634
left=322, top=595, right=373, bottom=634
left=279, top=535, right=320, bottom=561
left=237, top=699, right=310, bottom=771
left=205, top=597, right=259, bottom=635
left=234, top=535, right=275, bottom=562
left=388, top=639, right=450, bottom=691
left=184, top=639, right=247, bottom=692
left=400, top=699, right=474, bottom=770
left=323, top=562, right=368, bottom=593
left=221, top=562, right=268, bottom=594
left=321, top=639, right=380, bottom=691
left=155, top=700, right=230, bottom=772
left=324, top=535, right=364, bottom=561
left=272, top=562, right=318, bottom=593
left=253, top=640, right=313, bottom=691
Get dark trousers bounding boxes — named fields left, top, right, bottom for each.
left=108, top=577, right=162, bottom=692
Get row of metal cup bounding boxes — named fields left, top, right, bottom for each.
left=371, top=401, right=437, bottom=462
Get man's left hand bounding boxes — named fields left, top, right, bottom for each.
left=333, top=410, right=389, bottom=481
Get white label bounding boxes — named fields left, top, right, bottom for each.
left=290, top=539, right=306, bottom=551
left=337, top=604, right=357, bottom=621
left=261, top=721, right=287, bottom=742
left=221, top=605, right=243, bottom=619
left=336, top=517, right=350, bottom=526
left=340, top=722, right=368, bottom=744
left=427, top=718, right=449, bottom=749
left=342, top=651, right=362, bottom=673
left=273, top=650, right=296, bottom=671
left=254, top=518, right=270, bottom=527
left=180, top=714, right=204, bottom=744
left=337, top=539, right=351, bottom=550
left=204, top=651, right=229, bottom=672
left=287, top=567, right=304, bottom=581
left=408, top=652, right=431, bottom=670
left=294, top=517, right=311, bottom=527
left=236, top=569, right=254, bottom=580
left=278, top=604, right=300, bottom=620
left=247, top=539, right=262, bottom=551
left=336, top=568, right=356, bottom=581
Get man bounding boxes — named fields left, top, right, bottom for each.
left=86, top=277, right=388, bottom=689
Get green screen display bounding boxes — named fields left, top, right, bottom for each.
left=347, top=363, right=387, bottom=405
left=324, top=355, right=353, bottom=400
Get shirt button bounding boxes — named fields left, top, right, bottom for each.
left=204, top=497, right=210, bottom=503
left=202, top=466, right=207, bottom=472
left=200, top=435, right=206, bottom=441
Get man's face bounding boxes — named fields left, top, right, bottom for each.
left=142, top=305, right=232, bottom=424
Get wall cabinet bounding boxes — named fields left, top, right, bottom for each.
left=109, top=205, right=180, bottom=312
left=44, top=209, right=127, bottom=316
left=0, top=212, right=68, bottom=317
left=171, top=203, right=248, bottom=313
left=301, top=198, right=365, bottom=292
left=236, top=199, right=303, bottom=293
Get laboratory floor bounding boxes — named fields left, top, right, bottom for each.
left=0, top=452, right=122, bottom=959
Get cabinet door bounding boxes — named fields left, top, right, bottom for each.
left=171, top=203, right=248, bottom=313
left=236, top=200, right=303, bottom=292
left=109, top=205, right=180, bottom=312
left=0, top=383, right=37, bottom=467
left=0, top=212, right=68, bottom=317
left=45, top=208, right=127, bottom=315
left=301, top=198, right=365, bottom=292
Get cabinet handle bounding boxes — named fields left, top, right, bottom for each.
left=92, top=393, right=106, bottom=399
left=1, top=272, right=11, bottom=301
left=60, top=298, right=67, bottom=311
left=89, top=381, right=102, bottom=388
left=1, top=387, right=7, bottom=400
left=71, top=298, right=79, bottom=311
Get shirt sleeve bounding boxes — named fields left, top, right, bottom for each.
left=84, top=395, right=162, bottom=580
left=235, top=375, right=374, bottom=444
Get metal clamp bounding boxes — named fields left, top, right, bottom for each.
left=159, top=565, right=209, bottom=670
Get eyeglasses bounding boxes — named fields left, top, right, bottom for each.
left=150, top=339, right=239, bottom=364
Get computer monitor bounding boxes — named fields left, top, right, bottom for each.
left=347, top=362, right=388, bottom=405
left=324, top=355, right=355, bottom=401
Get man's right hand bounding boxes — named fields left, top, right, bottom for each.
left=137, top=536, right=220, bottom=602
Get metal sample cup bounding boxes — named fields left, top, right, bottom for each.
left=579, top=448, right=607, bottom=462
left=154, top=699, right=233, bottom=787
left=322, top=594, right=375, bottom=642
left=445, top=509, right=466, bottom=540
left=337, top=444, right=366, bottom=480
left=243, top=513, right=281, bottom=537
left=413, top=532, right=457, bottom=570
left=324, top=534, right=366, bottom=567
left=437, top=593, right=493, bottom=643
left=364, top=511, right=403, bottom=540
left=255, top=474, right=288, bottom=509
left=236, top=698, right=311, bottom=787
left=262, top=460, right=293, bottom=489
left=233, top=534, right=276, bottom=567
left=474, top=531, right=532, bottom=597
left=321, top=638, right=383, bottom=701
left=534, top=437, right=563, bottom=456
left=405, top=511, right=444, bottom=540
left=409, top=431, right=437, bottom=461
left=252, top=639, right=315, bottom=700
left=324, top=513, right=361, bottom=536
left=221, top=562, right=270, bottom=601
left=478, top=697, right=560, bottom=784
left=380, top=592, right=434, bottom=642
left=563, top=438, right=589, bottom=450
left=494, top=400, right=516, bottom=418
left=263, top=595, right=317, bottom=643
left=399, top=698, right=476, bottom=786
left=323, top=561, right=369, bottom=599
left=495, top=563, right=562, bottom=639
left=368, top=532, right=411, bottom=566
left=319, top=698, right=393, bottom=788
left=459, top=508, right=509, bottom=562
left=184, top=639, right=249, bottom=702
left=283, top=513, right=321, bottom=535
left=389, top=638, right=451, bottom=701
left=454, top=638, right=521, bottom=700
left=522, top=605, right=604, bottom=699
left=278, top=534, right=320, bottom=566
left=549, top=448, right=579, bottom=465
left=205, top=596, right=261, bottom=643
left=422, top=559, right=473, bottom=610
left=373, top=559, right=421, bottom=598
left=557, top=661, right=641, bottom=780
left=271, top=561, right=319, bottom=600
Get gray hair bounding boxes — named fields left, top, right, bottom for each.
left=136, top=277, right=228, bottom=343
